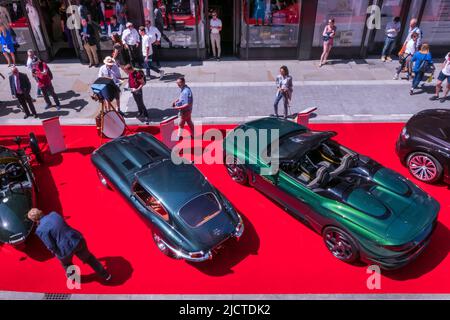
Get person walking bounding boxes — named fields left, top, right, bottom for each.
left=9, top=66, right=38, bottom=119
left=26, top=49, right=41, bottom=97
left=430, top=52, right=450, bottom=102
left=145, top=19, right=163, bottom=68
left=153, top=1, right=172, bottom=48
left=124, top=64, right=149, bottom=124
left=108, top=14, right=124, bottom=37
left=27, top=208, right=111, bottom=281
left=98, top=56, right=124, bottom=115
left=394, top=32, right=418, bottom=80
left=111, top=33, right=127, bottom=66
left=80, top=18, right=99, bottom=67
left=381, top=16, right=401, bottom=62
left=410, top=43, right=433, bottom=95
left=273, top=65, right=293, bottom=119
left=0, top=24, right=16, bottom=67
left=121, top=22, right=140, bottom=67
left=209, top=11, right=222, bottom=61
left=139, top=26, right=164, bottom=80
left=32, top=57, right=61, bottom=110
left=172, top=77, right=194, bottom=140
left=319, top=18, right=336, bottom=67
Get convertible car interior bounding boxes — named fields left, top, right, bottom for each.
left=0, top=158, right=26, bottom=190
left=278, top=132, right=374, bottom=200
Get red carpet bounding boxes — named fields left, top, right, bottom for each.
left=0, top=123, right=449, bottom=294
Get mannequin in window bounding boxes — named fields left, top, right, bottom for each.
left=253, top=0, right=266, bottom=26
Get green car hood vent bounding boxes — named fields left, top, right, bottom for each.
left=372, top=168, right=410, bottom=196
left=346, top=188, right=389, bottom=219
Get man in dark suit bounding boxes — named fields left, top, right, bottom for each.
left=27, top=208, right=112, bottom=282
left=80, top=18, right=99, bottom=67
left=9, top=66, right=38, bottom=119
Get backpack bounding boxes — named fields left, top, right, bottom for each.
left=133, top=70, right=146, bottom=85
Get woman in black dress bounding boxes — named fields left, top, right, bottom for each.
left=111, top=33, right=127, bottom=66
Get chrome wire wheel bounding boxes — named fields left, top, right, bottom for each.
left=323, top=227, right=358, bottom=263
left=224, top=155, right=248, bottom=185
left=407, top=153, right=441, bottom=183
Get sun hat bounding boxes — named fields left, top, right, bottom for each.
left=103, top=56, right=116, bottom=66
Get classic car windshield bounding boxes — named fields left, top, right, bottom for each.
left=277, top=131, right=336, bottom=160
left=179, top=193, right=221, bottom=228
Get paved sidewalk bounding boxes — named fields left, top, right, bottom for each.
left=0, top=57, right=448, bottom=125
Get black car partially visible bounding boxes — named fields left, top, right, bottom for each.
left=396, top=109, right=450, bottom=184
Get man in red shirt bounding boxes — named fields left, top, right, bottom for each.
left=124, top=64, right=149, bottom=124
left=32, top=57, right=61, bottom=110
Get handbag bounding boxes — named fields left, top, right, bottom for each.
left=398, top=42, right=406, bottom=56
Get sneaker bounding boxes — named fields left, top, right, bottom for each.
left=409, top=89, right=414, bottom=95
left=393, top=74, right=399, bottom=80
left=386, top=56, right=393, bottom=62
left=23, top=114, right=29, bottom=119
left=430, top=95, right=439, bottom=101
left=159, top=70, right=165, bottom=79
left=381, top=56, right=386, bottom=62
left=33, top=114, right=38, bottom=118
left=217, top=57, right=220, bottom=61
left=440, top=97, right=447, bottom=103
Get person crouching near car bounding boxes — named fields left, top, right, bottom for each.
left=410, top=43, right=433, bottom=95
left=27, top=208, right=112, bottom=282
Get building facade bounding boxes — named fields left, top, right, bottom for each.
left=0, top=0, right=449, bottom=64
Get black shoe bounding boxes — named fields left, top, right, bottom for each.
left=95, top=64, right=100, bottom=68
left=88, top=64, right=93, bottom=68
left=33, top=114, right=38, bottom=118
left=23, top=114, right=29, bottom=119
left=217, top=57, right=220, bottom=61
left=409, top=89, right=414, bottom=95
left=440, top=97, right=447, bottom=103
left=144, top=117, right=149, bottom=125
left=430, top=95, right=439, bottom=101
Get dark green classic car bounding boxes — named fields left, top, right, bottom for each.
left=223, top=117, right=439, bottom=269
left=91, top=132, right=244, bottom=262
left=0, top=134, right=41, bottom=246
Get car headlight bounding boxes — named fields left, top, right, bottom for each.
left=234, top=214, right=244, bottom=238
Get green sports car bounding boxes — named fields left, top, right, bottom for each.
left=223, top=117, right=439, bottom=269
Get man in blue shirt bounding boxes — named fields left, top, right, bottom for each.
left=27, top=209, right=111, bottom=281
left=172, top=77, right=194, bottom=140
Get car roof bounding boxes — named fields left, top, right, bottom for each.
left=136, top=160, right=213, bottom=214
left=408, top=109, right=450, bottom=128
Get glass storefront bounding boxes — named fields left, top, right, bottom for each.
left=147, top=0, right=205, bottom=49
left=312, top=0, right=369, bottom=48
left=373, top=0, right=404, bottom=43
left=420, top=0, right=450, bottom=45
left=241, top=0, right=300, bottom=48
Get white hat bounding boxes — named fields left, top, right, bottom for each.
left=103, top=56, right=116, bottom=66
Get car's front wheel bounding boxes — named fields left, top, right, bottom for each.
left=407, top=152, right=443, bottom=184
left=322, top=226, right=359, bottom=264
left=152, top=232, right=181, bottom=260
left=224, top=154, right=248, bottom=185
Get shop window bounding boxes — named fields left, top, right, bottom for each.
left=312, top=0, right=370, bottom=47
left=0, top=0, right=45, bottom=53
left=144, top=0, right=205, bottom=49
left=400, top=0, right=423, bottom=43
left=374, top=0, right=403, bottom=43
left=241, top=0, right=301, bottom=48
left=419, top=0, right=450, bottom=45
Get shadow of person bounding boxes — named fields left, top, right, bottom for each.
left=14, top=233, right=55, bottom=262
left=80, top=256, right=133, bottom=286
left=383, top=222, right=450, bottom=280
left=187, top=214, right=260, bottom=277
left=57, top=90, right=81, bottom=101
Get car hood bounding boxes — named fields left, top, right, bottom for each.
left=341, top=168, right=439, bottom=243
left=0, top=192, right=34, bottom=243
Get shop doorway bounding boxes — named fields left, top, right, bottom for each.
left=207, top=0, right=235, bottom=57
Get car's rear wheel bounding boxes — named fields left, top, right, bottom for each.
left=407, top=152, right=442, bottom=184
left=224, top=154, right=248, bottom=185
left=97, top=170, right=111, bottom=189
left=323, top=226, right=359, bottom=264
left=152, top=232, right=181, bottom=260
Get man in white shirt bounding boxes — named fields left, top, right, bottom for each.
left=381, top=16, right=401, bottom=62
left=405, top=18, right=422, bottom=49
left=145, top=20, right=162, bottom=67
left=121, top=22, right=140, bottom=67
left=139, top=26, right=164, bottom=79
left=210, top=11, right=222, bottom=61
left=430, top=53, right=450, bottom=102
left=98, top=56, right=123, bottom=114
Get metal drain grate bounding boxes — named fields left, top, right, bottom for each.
left=43, top=293, right=72, bottom=300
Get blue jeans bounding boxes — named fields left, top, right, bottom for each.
left=274, top=91, right=288, bottom=118
left=144, top=56, right=161, bottom=76
left=382, top=37, right=396, bottom=57
left=412, top=71, right=424, bottom=89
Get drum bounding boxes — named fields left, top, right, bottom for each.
left=102, top=110, right=125, bottom=139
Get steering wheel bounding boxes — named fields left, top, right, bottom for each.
left=5, top=162, right=25, bottom=179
